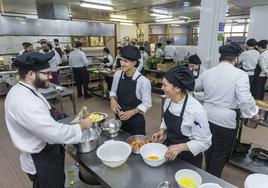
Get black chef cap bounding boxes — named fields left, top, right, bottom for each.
left=22, top=42, right=32, bottom=47
left=246, top=38, right=257, bottom=47
left=219, top=44, right=242, bottom=57
left=165, top=66, right=195, bottom=91
left=103, top=47, right=110, bottom=54
left=120, top=45, right=141, bottom=61
left=258, top=40, right=268, bottom=49
left=188, top=54, right=202, bottom=65
left=13, top=51, right=54, bottom=71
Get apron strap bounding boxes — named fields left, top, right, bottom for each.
left=135, top=73, right=142, bottom=81
left=179, top=94, right=188, bottom=118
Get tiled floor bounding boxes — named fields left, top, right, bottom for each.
left=1, top=87, right=266, bottom=188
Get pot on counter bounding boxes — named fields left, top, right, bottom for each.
left=73, top=127, right=101, bottom=153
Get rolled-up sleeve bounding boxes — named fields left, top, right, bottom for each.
left=235, top=72, right=259, bottom=118
left=186, top=109, right=212, bottom=156
left=137, top=78, right=152, bottom=113
left=109, top=70, right=121, bottom=98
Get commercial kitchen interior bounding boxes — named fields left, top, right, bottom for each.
left=0, top=0, right=268, bottom=188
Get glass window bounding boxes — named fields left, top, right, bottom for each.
left=224, top=25, right=232, bottom=32
left=232, top=25, right=244, bottom=32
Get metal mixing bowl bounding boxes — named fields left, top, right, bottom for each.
left=127, top=135, right=150, bottom=154
left=101, top=119, right=122, bottom=137
left=90, top=112, right=108, bottom=128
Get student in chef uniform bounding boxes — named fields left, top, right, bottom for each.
left=19, top=42, right=33, bottom=55
left=238, top=38, right=260, bottom=94
left=5, top=52, right=93, bottom=188
left=195, top=44, right=260, bottom=177
left=155, top=42, right=164, bottom=58
left=151, top=66, right=211, bottom=168
left=188, top=54, right=207, bottom=79
left=110, top=45, right=152, bottom=135
left=102, top=47, right=113, bottom=69
left=113, top=46, right=122, bottom=69
left=39, top=40, right=62, bottom=84
left=69, top=41, right=92, bottom=98
left=164, top=40, right=177, bottom=63
left=253, top=40, right=268, bottom=100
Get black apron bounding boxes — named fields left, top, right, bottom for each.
left=55, top=47, right=63, bottom=59
left=116, top=57, right=121, bottom=68
left=116, top=72, right=145, bottom=135
left=164, top=94, right=203, bottom=168
left=19, top=83, right=65, bottom=188
left=103, top=57, right=112, bottom=69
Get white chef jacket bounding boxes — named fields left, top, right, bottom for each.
left=39, top=49, right=62, bottom=72
left=160, top=95, right=212, bottom=156
left=155, top=48, right=164, bottom=58
left=4, top=82, right=82, bottom=174
left=110, top=69, right=152, bottom=113
left=195, top=62, right=259, bottom=129
left=258, top=50, right=268, bottom=77
left=104, top=54, right=113, bottom=67
left=137, top=57, right=144, bottom=72
left=239, top=49, right=260, bottom=76
left=164, top=45, right=177, bottom=60
left=69, top=49, right=89, bottom=68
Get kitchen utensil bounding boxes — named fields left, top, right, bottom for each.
left=127, top=135, right=150, bottom=154
left=175, top=169, right=202, bottom=188
left=101, top=119, right=122, bottom=137
left=140, top=143, right=167, bottom=167
left=96, top=140, right=131, bottom=168
left=73, top=127, right=101, bottom=153
left=250, top=148, right=268, bottom=161
left=157, top=181, right=173, bottom=188
left=90, top=112, right=108, bottom=127
left=198, top=183, right=222, bottom=188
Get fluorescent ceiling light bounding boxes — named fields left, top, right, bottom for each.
left=150, top=13, right=171, bottom=18
left=183, top=2, right=190, bottom=7
left=83, top=0, right=113, bottom=6
left=110, top=14, right=127, bottom=19
left=151, top=8, right=169, bottom=15
left=80, top=2, right=113, bottom=10
left=179, top=16, right=190, bottom=20
left=171, top=24, right=181, bottom=27
left=120, top=23, right=134, bottom=26
left=110, top=18, right=133, bottom=23
left=155, top=18, right=174, bottom=22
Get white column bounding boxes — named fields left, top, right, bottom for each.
left=197, top=0, right=227, bottom=68
left=247, top=5, right=268, bottom=41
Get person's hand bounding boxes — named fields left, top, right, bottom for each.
left=80, top=117, right=92, bottom=130
left=118, top=109, right=136, bottom=121
left=151, top=129, right=165, bottom=143
left=251, top=114, right=260, bottom=122
left=165, top=144, right=184, bottom=161
left=110, top=97, right=121, bottom=114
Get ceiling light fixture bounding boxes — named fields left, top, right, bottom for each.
left=110, top=14, right=127, bottom=19
left=150, top=13, right=171, bottom=18
left=183, top=2, right=190, bottom=7
left=155, top=18, right=174, bottom=22
left=120, top=23, right=134, bottom=26
left=83, top=0, right=113, bottom=6
left=80, top=2, right=113, bottom=10
left=179, top=16, right=190, bottom=20
left=171, top=24, right=181, bottom=27
left=110, top=18, right=133, bottom=23
left=151, top=8, right=169, bottom=15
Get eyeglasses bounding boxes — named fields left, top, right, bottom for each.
left=37, top=71, right=52, bottom=77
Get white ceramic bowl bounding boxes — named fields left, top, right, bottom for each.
left=198, top=183, right=222, bottom=188
left=96, top=140, right=131, bottom=168
left=140, top=143, right=168, bottom=167
left=175, top=169, right=202, bottom=188
left=244, top=173, right=268, bottom=188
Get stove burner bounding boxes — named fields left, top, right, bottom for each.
left=250, top=148, right=268, bottom=165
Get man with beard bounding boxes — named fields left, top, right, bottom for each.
left=5, top=52, right=93, bottom=188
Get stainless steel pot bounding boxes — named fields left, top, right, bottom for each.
left=101, top=119, right=122, bottom=137
left=73, top=127, right=101, bottom=153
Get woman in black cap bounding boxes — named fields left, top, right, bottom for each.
left=110, top=45, right=152, bottom=135
left=188, top=54, right=207, bottom=79
left=252, top=40, right=268, bottom=100
left=195, top=44, right=259, bottom=177
left=152, top=66, right=211, bottom=168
